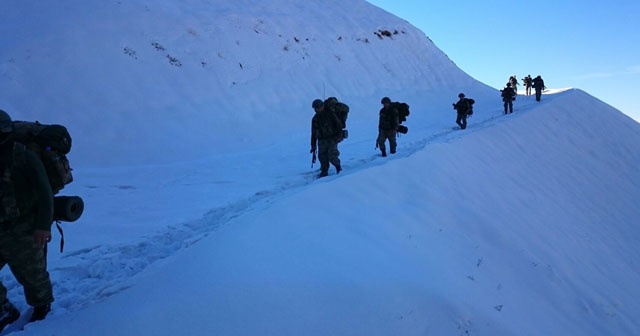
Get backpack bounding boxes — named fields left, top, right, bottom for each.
left=334, top=102, right=349, bottom=128
left=13, top=121, right=73, bottom=195
left=333, top=102, right=349, bottom=140
left=533, top=77, right=545, bottom=89
left=391, top=102, right=410, bottom=123
left=13, top=120, right=82, bottom=251
left=465, top=98, right=475, bottom=115
left=325, top=98, right=349, bottom=140
left=501, top=88, right=515, bottom=101
left=314, top=112, right=341, bottom=140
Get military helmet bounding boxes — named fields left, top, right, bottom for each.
left=458, top=93, right=465, bottom=98
left=311, top=99, right=324, bottom=109
left=0, top=109, right=13, bottom=133
left=381, top=97, right=391, bottom=104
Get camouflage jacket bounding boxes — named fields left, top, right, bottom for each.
left=311, top=109, right=342, bottom=145
left=454, top=98, right=470, bottom=114
left=501, top=87, right=516, bottom=101
left=378, top=106, right=399, bottom=131
left=0, top=142, right=53, bottom=232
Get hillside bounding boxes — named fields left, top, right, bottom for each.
left=1, top=1, right=639, bottom=335
left=1, top=0, right=490, bottom=167
left=7, top=88, right=638, bottom=336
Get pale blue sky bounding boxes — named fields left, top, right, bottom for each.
left=368, top=1, right=640, bottom=121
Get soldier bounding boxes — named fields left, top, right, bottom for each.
left=501, top=83, right=516, bottom=114
left=508, top=75, right=520, bottom=94
left=377, top=97, right=399, bottom=157
left=532, top=75, right=546, bottom=102
left=310, top=99, right=342, bottom=177
left=522, top=75, right=533, bottom=96
left=453, top=93, right=471, bottom=130
left=0, top=109, right=54, bottom=332
left=323, top=97, right=349, bottom=142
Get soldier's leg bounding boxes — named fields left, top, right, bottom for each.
left=456, top=114, right=465, bottom=129
left=6, top=234, right=53, bottom=307
left=0, top=261, right=7, bottom=304
left=389, top=131, right=397, bottom=154
left=0, top=240, right=12, bottom=304
left=327, top=140, right=341, bottom=172
left=376, top=131, right=386, bottom=155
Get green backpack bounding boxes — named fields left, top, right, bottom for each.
left=334, top=102, right=349, bottom=128
left=324, top=97, right=349, bottom=140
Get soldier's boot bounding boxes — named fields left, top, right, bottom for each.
left=381, top=149, right=387, bottom=157
left=0, top=300, right=20, bottom=332
left=336, top=165, right=342, bottom=174
left=28, top=303, right=50, bottom=323
left=318, top=170, right=329, bottom=178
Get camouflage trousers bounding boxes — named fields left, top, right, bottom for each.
left=317, top=138, right=341, bottom=174
left=455, top=112, right=467, bottom=130
left=504, top=100, right=513, bottom=113
left=377, top=129, right=397, bottom=154
left=0, top=228, right=53, bottom=307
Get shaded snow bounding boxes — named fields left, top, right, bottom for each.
left=1, top=1, right=639, bottom=335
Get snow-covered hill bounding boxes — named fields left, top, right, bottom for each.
left=1, top=0, right=489, bottom=167
left=1, top=1, right=639, bottom=335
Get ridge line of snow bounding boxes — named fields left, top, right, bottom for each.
left=6, top=90, right=570, bottom=317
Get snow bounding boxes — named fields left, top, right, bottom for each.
left=1, top=1, right=640, bottom=335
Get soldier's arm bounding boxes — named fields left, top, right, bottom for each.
left=310, top=118, right=317, bottom=150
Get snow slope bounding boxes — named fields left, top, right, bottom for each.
left=1, top=1, right=639, bottom=335
left=1, top=0, right=488, bottom=167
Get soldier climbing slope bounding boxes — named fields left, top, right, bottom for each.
left=310, top=99, right=342, bottom=178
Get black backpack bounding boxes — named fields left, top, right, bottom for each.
left=12, top=121, right=83, bottom=251
left=465, top=98, right=475, bottom=115
left=391, top=102, right=410, bottom=123
left=13, top=121, right=73, bottom=195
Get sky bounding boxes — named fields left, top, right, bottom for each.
left=367, top=0, right=640, bottom=121
left=1, top=0, right=640, bottom=335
